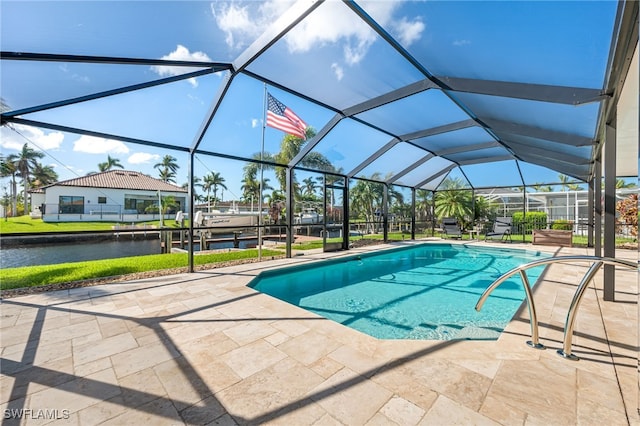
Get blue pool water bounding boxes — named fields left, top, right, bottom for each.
left=249, top=244, right=550, bottom=340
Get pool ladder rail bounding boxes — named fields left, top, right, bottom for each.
left=475, top=256, right=636, bottom=361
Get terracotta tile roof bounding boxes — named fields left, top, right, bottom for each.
left=47, top=170, right=187, bottom=192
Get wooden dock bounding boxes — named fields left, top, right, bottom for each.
left=169, top=234, right=290, bottom=249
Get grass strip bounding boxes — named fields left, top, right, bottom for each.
left=0, top=216, right=178, bottom=234
left=1, top=249, right=282, bottom=291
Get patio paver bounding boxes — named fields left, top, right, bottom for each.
left=1, top=241, right=637, bottom=425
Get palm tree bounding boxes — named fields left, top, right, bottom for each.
left=241, top=129, right=332, bottom=209
left=264, top=190, right=286, bottom=224
left=387, top=185, right=410, bottom=228
left=98, top=155, right=124, bottom=172
left=323, top=169, right=344, bottom=212
left=301, top=177, right=318, bottom=199
left=263, top=189, right=285, bottom=204
left=615, top=178, right=637, bottom=189
left=159, top=195, right=178, bottom=215
left=567, top=183, right=584, bottom=191
left=241, top=175, right=272, bottom=210
left=154, top=155, right=179, bottom=183
left=10, top=144, right=44, bottom=215
left=350, top=174, right=384, bottom=234
left=182, top=176, right=204, bottom=202
left=0, top=155, right=18, bottom=216
left=557, top=174, right=570, bottom=191
left=415, top=189, right=433, bottom=222
left=240, top=175, right=259, bottom=204
left=0, top=189, right=11, bottom=220
left=157, top=168, right=176, bottom=184
left=272, top=130, right=333, bottom=195
left=30, top=162, right=58, bottom=188
left=531, top=183, right=553, bottom=192
left=388, top=185, right=405, bottom=209
left=434, top=177, right=473, bottom=226
left=473, top=195, right=498, bottom=223
left=202, top=172, right=227, bottom=211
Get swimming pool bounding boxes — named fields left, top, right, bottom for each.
left=249, top=243, right=551, bottom=340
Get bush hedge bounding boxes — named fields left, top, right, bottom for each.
left=512, top=211, right=548, bottom=234
left=551, top=219, right=573, bottom=230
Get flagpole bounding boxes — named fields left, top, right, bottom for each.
left=258, top=84, right=267, bottom=261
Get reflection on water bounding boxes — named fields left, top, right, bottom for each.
left=1, top=234, right=261, bottom=269
left=1, top=239, right=161, bottom=269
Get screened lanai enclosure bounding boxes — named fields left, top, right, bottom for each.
left=1, top=2, right=638, bottom=281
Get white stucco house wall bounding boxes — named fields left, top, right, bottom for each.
left=32, top=170, right=188, bottom=222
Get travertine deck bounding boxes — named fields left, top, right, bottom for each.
left=1, top=241, right=638, bottom=425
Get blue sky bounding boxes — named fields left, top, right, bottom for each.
left=0, top=1, right=622, bottom=199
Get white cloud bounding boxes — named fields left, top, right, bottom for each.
left=211, top=1, right=292, bottom=50
left=453, top=39, right=471, bottom=47
left=211, top=1, right=378, bottom=65
left=393, top=17, right=425, bottom=47
left=285, top=2, right=376, bottom=60
left=73, top=135, right=129, bottom=154
left=0, top=124, right=64, bottom=151
left=128, top=152, right=160, bottom=165
left=362, top=1, right=424, bottom=47
left=331, top=63, right=344, bottom=81
left=251, top=119, right=260, bottom=128
left=150, top=45, right=212, bottom=87
left=212, top=2, right=258, bottom=50
left=211, top=1, right=423, bottom=80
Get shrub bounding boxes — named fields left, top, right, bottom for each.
left=512, top=211, right=547, bottom=234
left=551, top=219, right=573, bottom=231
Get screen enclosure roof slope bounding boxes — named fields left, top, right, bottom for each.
left=1, top=0, right=637, bottom=191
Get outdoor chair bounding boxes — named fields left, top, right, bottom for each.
left=484, top=217, right=512, bottom=242
left=441, top=218, right=462, bottom=239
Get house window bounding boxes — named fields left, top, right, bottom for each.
left=125, top=198, right=137, bottom=210
left=98, top=197, right=107, bottom=204
left=124, top=197, right=157, bottom=213
left=59, top=196, right=84, bottom=214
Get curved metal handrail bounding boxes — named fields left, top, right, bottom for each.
left=475, top=256, right=636, bottom=359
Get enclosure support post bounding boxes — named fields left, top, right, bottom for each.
left=431, top=191, right=436, bottom=237
left=411, top=188, right=416, bottom=240
left=382, top=184, right=389, bottom=243
left=471, top=188, right=476, bottom=227
left=594, top=156, right=602, bottom=256
left=587, top=179, right=594, bottom=247
left=603, top=124, right=616, bottom=301
left=187, top=153, right=195, bottom=273
left=343, top=176, right=350, bottom=250
left=522, top=186, right=527, bottom=243
left=286, top=167, right=294, bottom=258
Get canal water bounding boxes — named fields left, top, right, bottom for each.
left=1, top=239, right=162, bottom=269
left=1, top=235, right=260, bottom=269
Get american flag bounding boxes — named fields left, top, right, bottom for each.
left=266, top=93, right=307, bottom=139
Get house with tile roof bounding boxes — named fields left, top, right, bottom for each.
left=32, top=170, right=188, bottom=222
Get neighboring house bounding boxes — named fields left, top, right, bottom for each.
left=32, top=170, right=187, bottom=222
left=477, top=188, right=639, bottom=236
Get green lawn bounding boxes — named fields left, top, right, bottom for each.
left=287, top=231, right=635, bottom=248
left=0, top=216, right=183, bottom=234
left=1, top=248, right=282, bottom=291
left=3, top=217, right=634, bottom=246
